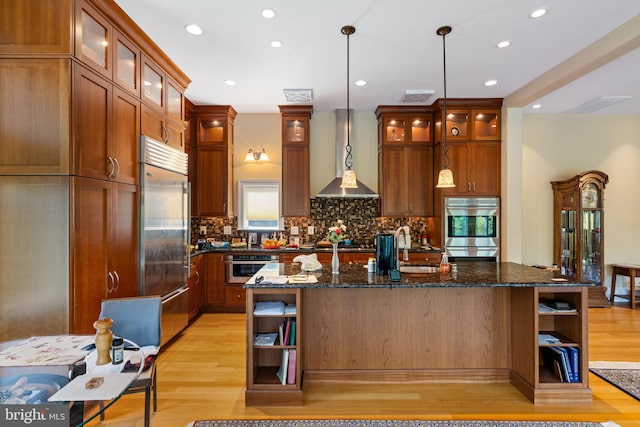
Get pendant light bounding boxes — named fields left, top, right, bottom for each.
left=436, top=25, right=456, bottom=188
left=340, top=25, right=358, bottom=189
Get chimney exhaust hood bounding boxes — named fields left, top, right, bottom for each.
left=316, top=109, right=378, bottom=198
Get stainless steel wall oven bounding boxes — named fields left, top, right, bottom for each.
left=444, top=197, right=500, bottom=261
left=226, top=254, right=280, bottom=283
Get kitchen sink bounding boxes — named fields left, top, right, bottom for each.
left=398, top=263, right=439, bottom=274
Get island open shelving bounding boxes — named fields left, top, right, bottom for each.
left=244, top=262, right=593, bottom=406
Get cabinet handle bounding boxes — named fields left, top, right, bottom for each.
left=195, top=271, right=200, bottom=284
left=113, top=157, right=121, bottom=178
left=107, top=271, right=115, bottom=294
left=164, top=126, right=170, bottom=144
left=107, top=157, right=115, bottom=178
left=113, top=270, right=120, bottom=292
left=472, top=182, right=476, bottom=192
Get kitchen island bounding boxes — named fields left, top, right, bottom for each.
left=244, top=262, right=593, bottom=406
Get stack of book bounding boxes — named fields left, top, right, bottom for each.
left=542, top=346, right=580, bottom=382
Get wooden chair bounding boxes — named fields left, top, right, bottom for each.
left=99, top=296, right=162, bottom=427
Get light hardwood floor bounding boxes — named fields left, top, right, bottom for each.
left=88, top=305, right=640, bottom=427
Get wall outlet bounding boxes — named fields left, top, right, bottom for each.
left=307, top=226, right=314, bottom=235
left=291, top=226, right=299, bottom=235
left=223, top=225, right=232, bottom=235
left=199, top=226, right=207, bottom=235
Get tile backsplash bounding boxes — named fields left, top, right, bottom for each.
left=192, top=198, right=437, bottom=247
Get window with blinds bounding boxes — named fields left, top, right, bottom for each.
left=238, top=180, right=283, bottom=230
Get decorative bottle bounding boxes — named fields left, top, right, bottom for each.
left=439, top=252, right=450, bottom=274
left=332, top=243, right=339, bottom=274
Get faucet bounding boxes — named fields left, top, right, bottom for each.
left=395, top=226, right=410, bottom=264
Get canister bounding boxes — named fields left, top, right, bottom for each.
left=111, top=337, right=124, bottom=365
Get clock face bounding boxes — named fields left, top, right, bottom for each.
left=581, top=183, right=599, bottom=208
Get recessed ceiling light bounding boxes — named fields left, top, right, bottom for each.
left=355, top=80, right=367, bottom=86
left=497, top=40, right=511, bottom=49
left=224, top=80, right=236, bottom=86
left=529, top=8, right=547, bottom=19
left=262, top=8, right=276, bottom=19
left=532, top=104, right=542, bottom=109
left=270, top=40, right=282, bottom=48
left=484, top=80, right=498, bottom=87
left=185, top=24, right=203, bottom=35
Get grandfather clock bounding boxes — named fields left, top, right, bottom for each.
left=551, top=170, right=609, bottom=307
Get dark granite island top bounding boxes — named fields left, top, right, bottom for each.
left=244, top=261, right=594, bottom=289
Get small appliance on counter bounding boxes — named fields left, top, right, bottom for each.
left=375, top=233, right=395, bottom=275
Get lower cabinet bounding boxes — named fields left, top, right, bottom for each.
left=246, top=287, right=302, bottom=406
left=72, top=177, right=139, bottom=334
left=204, top=252, right=245, bottom=312
left=187, top=254, right=203, bottom=321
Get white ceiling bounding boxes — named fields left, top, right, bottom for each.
left=114, top=0, right=640, bottom=115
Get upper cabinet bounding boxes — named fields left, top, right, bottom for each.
left=376, top=106, right=434, bottom=217
left=280, top=105, right=313, bottom=217
left=140, top=55, right=186, bottom=150
left=190, top=105, right=237, bottom=217
left=434, top=99, right=502, bottom=197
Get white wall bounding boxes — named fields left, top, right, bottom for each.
left=515, top=114, right=640, bottom=293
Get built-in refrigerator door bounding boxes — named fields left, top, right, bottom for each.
left=140, top=163, right=189, bottom=297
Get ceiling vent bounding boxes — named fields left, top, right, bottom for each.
left=283, top=88, right=313, bottom=103
left=400, top=89, right=435, bottom=103
left=564, top=96, right=632, bottom=113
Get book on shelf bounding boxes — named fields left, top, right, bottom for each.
left=254, top=332, right=278, bottom=346
left=276, top=349, right=289, bottom=385
left=289, top=321, right=296, bottom=346
left=254, top=301, right=285, bottom=315
left=286, top=349, right=296, bottom=385
left=278, top=322, right=284, bottom=346
left=567, top=346, right=580, bottom=382
left=538, top=333, right=561, bottom=345
left=543, top=346, right=576, bottom=383
left=283, top=318, right=291, bottom=346
left=538, top=301, right=577, bottom=313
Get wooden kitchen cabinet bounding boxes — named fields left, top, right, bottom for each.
left=140, top=55, right=186, bottom=151
left=434, top=100, right=502, bottom=197
left=188, top=254, right=203, bottom=321
left=191, top=106, right=237, bottom=217
left=280, top=105, right=312, bottom=217
left=437, top=141, right=501, bottom=196
left=72, top=177, right=139, bottom=334
left=0, top=58, right=71, bottom=175
left=74, top=63, right=140, bottom=185
left=376, top=106, right=434, bottom=217
left=204, top=252, right=226, bottom=307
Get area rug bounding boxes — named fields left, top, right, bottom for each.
left=188, top=421, right=612, bottom=427
left=589, top=360, right=640, bottom=401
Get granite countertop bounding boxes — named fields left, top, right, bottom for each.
left=244, top=262, right=595, bottom=289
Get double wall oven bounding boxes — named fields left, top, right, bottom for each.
left=444, top=197, right=500, bottom=261
left=226, top=254, right=279, bottom=283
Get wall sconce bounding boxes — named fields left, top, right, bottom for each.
left=245, top=148, right=269, bottom=162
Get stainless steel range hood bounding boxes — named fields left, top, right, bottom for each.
left=316, top=109, right=378, bottom=198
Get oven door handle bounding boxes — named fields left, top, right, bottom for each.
left=225, top=260, right=278, bottom=265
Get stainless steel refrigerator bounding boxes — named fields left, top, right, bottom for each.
left=140, top=135, right=190, bottom=346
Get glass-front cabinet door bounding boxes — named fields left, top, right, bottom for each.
left=560, top=209, right=577, bottom=277
left=581, top=209, right=602, bottom=282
